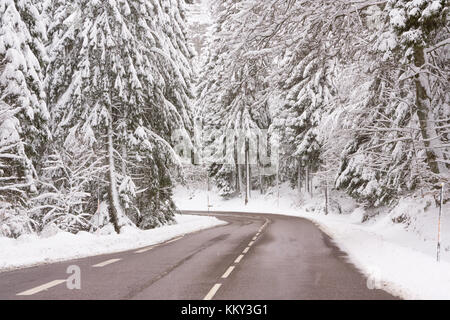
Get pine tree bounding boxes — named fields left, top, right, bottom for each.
left=268, top=0, right=348, bottom=191
left=45, top=0, right=195, bottom=233
left=388, top=0, right=448, bottom=177
left=336, top=1, right=449, bottom=205
left=199, top=0, right=271, bottom=199
left=272, top=48, right=336, bottom=188
left=0, top=0, right=49, bottom=237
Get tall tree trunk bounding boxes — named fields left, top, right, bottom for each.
left=107, top=107, right=122, bottom=234
left=259, top=165, right=263, bottom=195
left=235, top=168, right=240, bottom=193
left=121, top=142, right=127, bottom=175
left=297, top=160, right=302, bottom=195
left=305, top=166, right=309, bottom=194
left=121, top=142, right=128, bottom=217
left=413, top=47, right=444, bottom=176
left=257, top=139, right=263, bottom=195
left=238, top=164, right=244, bottom=197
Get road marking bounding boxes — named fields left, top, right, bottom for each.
left=243, top=247, right=250, bottom=254
left=166, top=236, right=183, bottom=244
left=252, top=236, right=258, bottom=241
left=17, top=280, right=66, bottom=296
left=221, top=266, right=235, bottom=279
left=92, top=258, right=121, bottom=268
left=204, top=283, right=222, bottom=300
left=234, top=254, right=244, bottom=264
left=249, top=241, right=255, bottom=246
left=135, top=246, right=154, bottom=253
left=135, top=235, right=183, bottom=254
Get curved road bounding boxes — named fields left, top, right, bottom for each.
left=0, top=211, right=397, bottom=300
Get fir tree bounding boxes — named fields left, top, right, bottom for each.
left=0, top=0, right=49, bottom=237
left=45, top=0, right=195, bottom=233
left=199, top=0, right=271, bottom=198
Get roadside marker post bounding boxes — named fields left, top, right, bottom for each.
left=437, top=183, right=444, bottom=262
left=207, top=168, right=210, bottom=213
left=325, top=179, right=329, bottom=215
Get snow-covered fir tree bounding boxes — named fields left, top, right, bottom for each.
left=199, top=0, right=271, bottom=199
left=337, top=0, right=449, bottom=205
left=0, top=0, right=448, bottom=238
left=43, top=0, right=195, bottom=233
left=198, top=0, right=448, bottom=207
left=272, top=44, right=336, bottom=190
left=387, top=0, right=448, bottom=179
left=0, top=0, right=49, bottom=237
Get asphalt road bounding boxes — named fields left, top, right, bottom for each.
left=0, top=211, right=398, bottom=300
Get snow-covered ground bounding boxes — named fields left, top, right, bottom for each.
left=174, top=184, right=450, bottom=300
left=0, top=214, right=226, bottom=272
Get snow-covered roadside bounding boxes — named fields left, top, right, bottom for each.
left=0, top=214, right=226, bottom=272
left=174, top=185, right=450, bottom=300
left=308, top=214, right=450, bottom=300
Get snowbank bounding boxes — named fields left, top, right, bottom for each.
left=0, top=214, right=226, bottom=272
left=174, top=185, right=450, bottom=300
left=174, top=183, right=302, bottom=215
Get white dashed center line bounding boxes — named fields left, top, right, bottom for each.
left=204, top=218, right=270, bottom=301
left=204, top=283, right=222, bottom=300
left=234, top=254, right=244, bottom=264
left=135, top=246, right=155, bottom=253
left=221, top=266, right=235, bottom=279
left=92, top=258, right=121, bottom=268
left=17, top=280, right=66, bottom=296
left=135, top=235, right=183, bottom=253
